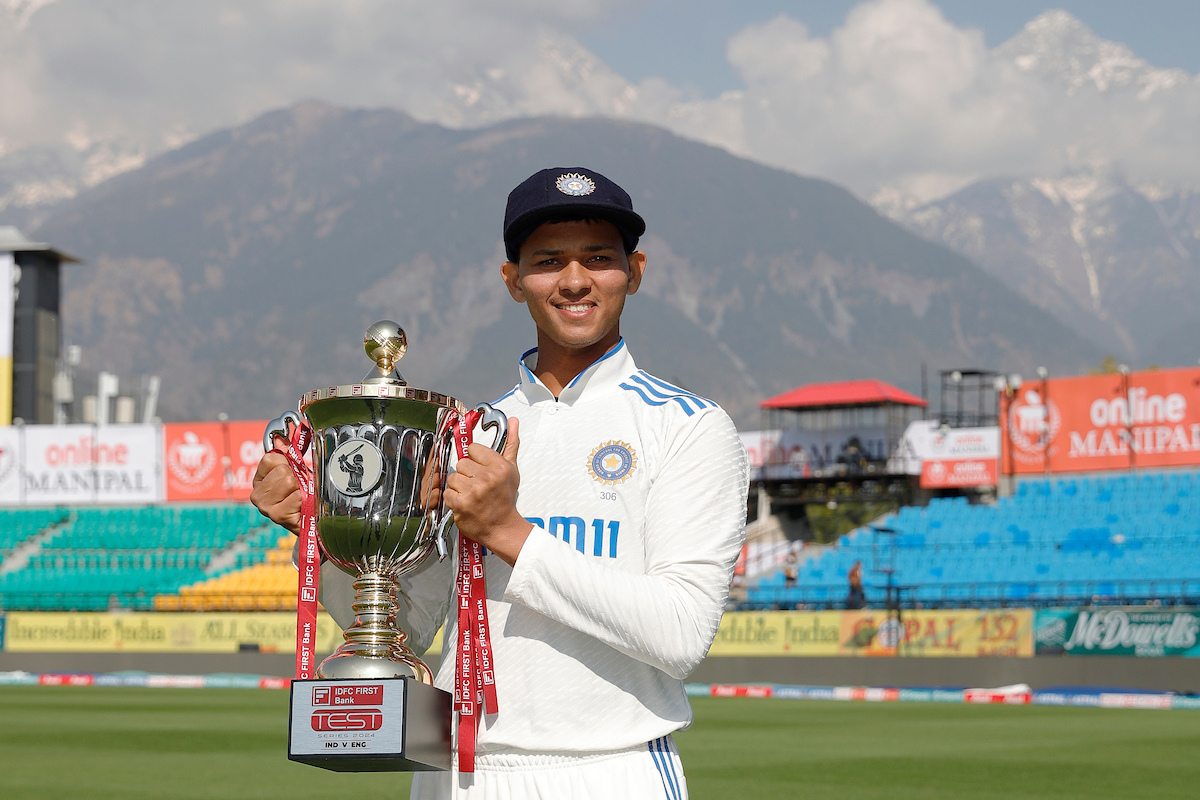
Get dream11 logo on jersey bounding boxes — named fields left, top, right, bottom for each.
left=1006, top=388, right=1061, bottom=464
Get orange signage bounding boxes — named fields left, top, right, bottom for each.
left=163, top=420, right=269, bottom=501
left=1001, top=367, right=1200, bottom=474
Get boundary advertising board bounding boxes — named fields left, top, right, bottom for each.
left=0, top=419, right=270, bottom=505
left=902, top=420, right=1000, bottom=488
left=1002, top=366, right=1200, bottom=474
left=2, top=612, right=344, bottom=653
left=711, top=609, right=1032, bottom=657
left=163, top=420, right=268, bottom=501
left=1035, top=608, right=1200, bottom=657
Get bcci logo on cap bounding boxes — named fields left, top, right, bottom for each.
left=588, top=440, right=637, bottom=485
left=556, top=172, right=596, bottom=196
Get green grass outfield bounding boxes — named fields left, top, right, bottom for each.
left=1, top=687, right=1197, bottom=799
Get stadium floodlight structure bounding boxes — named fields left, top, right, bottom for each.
left=0, top=227, right=81, bottom=425
left=938, top=368, right=1001, bottom=428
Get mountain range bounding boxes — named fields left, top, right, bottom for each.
left=887, top=172, right=1200, bottom=363
left=878, top=12, right=1200, bottom=366
left=24, top=103, right=1101, bottom=427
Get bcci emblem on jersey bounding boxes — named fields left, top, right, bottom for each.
left=588, top=440, right=637, bottom=485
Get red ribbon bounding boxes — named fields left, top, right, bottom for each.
left=451, top=408, right=498, bottom=773
left=270, top=421, right=321, bottom=681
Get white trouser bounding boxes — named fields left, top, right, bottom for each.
left=411, top=736, right=687, bottom=800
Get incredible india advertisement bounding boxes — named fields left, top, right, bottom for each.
left=710, top=609, right=1033, bottom=657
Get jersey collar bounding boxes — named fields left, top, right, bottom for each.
left=518, top=338, right=636, bottom=405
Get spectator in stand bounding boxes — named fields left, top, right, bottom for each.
left=784, top=552, right=799, bottom=588
left=846, top=559, right=866, bottom=609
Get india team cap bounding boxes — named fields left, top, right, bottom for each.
left=503, top=167, right=646, bottom=262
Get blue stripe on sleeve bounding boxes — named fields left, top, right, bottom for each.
left=628, top=375, right=700, bottom=413
left=638, top=372, right=715, bottom=407
left=620, top=377, right=698, bottom=416
left=619, top=382, right=670, bottom=407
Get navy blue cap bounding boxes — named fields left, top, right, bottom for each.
left=503, top=167, right=646, bottom=262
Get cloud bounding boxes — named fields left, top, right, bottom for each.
left=4, top=0, right=1200, bottom=207
left=641, top=0, right=1200, bottom=203
left=0, top=0, right=644, bottom=151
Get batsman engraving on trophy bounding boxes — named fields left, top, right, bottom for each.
left=268, top=321, right=505, bottom=771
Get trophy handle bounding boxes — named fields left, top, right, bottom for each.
left=472, top=402, right=508, bottom=455
left=433, top=403, right=509, bottom=561
left=264, top=410, right=304, bottom=453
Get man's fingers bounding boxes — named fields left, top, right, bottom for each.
left=253, top=451, right=288, bottom=485
left=502, top=417, right=520, bottom=464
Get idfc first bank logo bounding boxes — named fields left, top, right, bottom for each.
left=310, top=684, right=384, bottom=731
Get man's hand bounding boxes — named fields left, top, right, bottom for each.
left=250, top=450, right=302, bottom=534
left=445, top=417, right=531, bottom=566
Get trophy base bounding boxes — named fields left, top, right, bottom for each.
left=289, top=677, right=451, bottom=772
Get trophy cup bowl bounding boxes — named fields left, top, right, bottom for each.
left=266, top=321, right=506, bottom=683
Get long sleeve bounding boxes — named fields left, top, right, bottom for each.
left=502, top=408, right=748, bottom=680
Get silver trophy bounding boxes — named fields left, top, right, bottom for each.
left=265, top=320, right=506, bottom=683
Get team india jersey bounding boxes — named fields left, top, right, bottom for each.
left=318, top=339, right=749, bottom=754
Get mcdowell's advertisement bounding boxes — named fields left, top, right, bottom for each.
left=709, top=609, right=1032, bottom=657
left=3, top=612, right=344, bottom=653
left=1035, top=608, right=1200, bottom=657
left=1002, top=367, right=1200, bottom=474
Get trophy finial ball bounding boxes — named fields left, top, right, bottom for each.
left=365, top=321, right=408, bottom=367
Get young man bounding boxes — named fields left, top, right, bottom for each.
left=251, top=167, right=748, bottom=799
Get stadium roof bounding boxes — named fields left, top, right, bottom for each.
left=0, top=226, right=81, bottom=263
left=761, top=379, right=928, bottom=410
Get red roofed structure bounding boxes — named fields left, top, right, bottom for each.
left=761, top=380, right=928, bottom=410
left=751, top=379, right=928, bottom=492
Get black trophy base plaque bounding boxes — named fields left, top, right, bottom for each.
left=288, top=677, right=451, bottom=771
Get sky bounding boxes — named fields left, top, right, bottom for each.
left=583, top=1, right=1200, bottom=95
left=2, top=0, right=1199, bottom=207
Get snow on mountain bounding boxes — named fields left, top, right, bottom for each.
left=878, top=12, right=1200, bottom=365
left=995, top=10, right=1190, bottom=98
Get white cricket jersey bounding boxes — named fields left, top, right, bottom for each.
left=319, top=339, right=749, bottom=754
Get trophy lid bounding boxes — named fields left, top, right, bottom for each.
left=297, top=321, right=464, bottom=415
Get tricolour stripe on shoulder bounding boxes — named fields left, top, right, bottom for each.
left=619, top=371, right=715, bottom=416
left=619, top=383, right=696, bottom=419
left=637, top=371, right=716, bottom=408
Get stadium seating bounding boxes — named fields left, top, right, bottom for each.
left=746, top=470, right=1200, bottom=609
left=0, top=507, right=68, bottom=556
left=157, top=532, right=299, bottom=612
left=0, top=504, right=277, bottom=611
